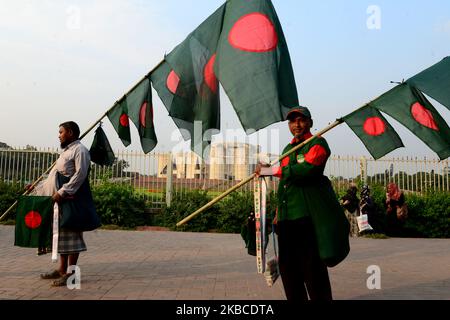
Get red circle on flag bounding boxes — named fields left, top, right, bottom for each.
left=411, top=102, right=438, bottom=131
left=24, top=211, right=42, bottom=229
left=363, top=117, right=386, bottom=136
left=140, top=102, right=147, bottom=128
left=119, top=114, right=129, bottom=127
left=166, top=70, right=180, bottom=94
left=204, top=54, right=218, bottom=93
left=228, top=13, right=278, bottom=52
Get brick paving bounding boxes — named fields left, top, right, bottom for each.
left=0, top=225, right=449, bottom=300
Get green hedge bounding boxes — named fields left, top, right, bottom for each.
left=91, top=182, right=149, bottom=228
left=404, top=192, right=449, bottom=238
left=153, top=190, right=219, bottom=232
left=1, top=181, right=448, bottom=238
left=0, top=181, right=22, bottom=221
left=154, top=187, right=448, bottom=238
left=154, top=189, right=273, bottom=233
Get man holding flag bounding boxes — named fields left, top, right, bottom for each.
left=26, top=121, right=100, bottom=287
left=256, top=106, right=350, bottom=301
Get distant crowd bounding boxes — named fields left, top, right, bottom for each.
left=340, top=182, right=408, bottom=237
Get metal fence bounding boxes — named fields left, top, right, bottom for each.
left=1, top=147, right=449, bottom=208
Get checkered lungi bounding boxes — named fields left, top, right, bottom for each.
left=58, top=229, right=87, bottom=254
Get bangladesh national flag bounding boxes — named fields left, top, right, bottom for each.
left=343, top=105, right=404, bottom=159
left=151, top=62, right=199, bottom=147
left=151, top=59, right=220, bottom=156
left=90, top=125, right=115, bottom=166
left=107, top=97, right=131, bottom=147
left=214, top=0, right=299, bottom=131
left=370, top=83, right=450, bottom=160
left=125, top=77, right=158, bottom=153
left=15, top=196, right=53, bottom=248
left=407, top=56, right=450, bottom=111
left=151, top=4, right=225, bottom=156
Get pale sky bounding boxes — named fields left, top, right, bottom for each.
left=1, top=0, right=449, bottom=159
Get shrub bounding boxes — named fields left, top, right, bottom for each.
left=91, top=182, right=148, bottom=228
left=216, top=191, right=254, bottom=233
left=405, top=192, right=449, bottom=238
left=0, top=181, right=22, bottom=220
left=156, top=190, right=220, bottom=232
left=154, top=190, right=279, bottom=233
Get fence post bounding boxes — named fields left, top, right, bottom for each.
left=166, top=152, right=173, bottom=207
left=360, top=156, right=367, bottom=185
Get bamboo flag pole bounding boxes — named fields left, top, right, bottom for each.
left=0, top=60, right=166, bottom=222
left=176, top=119, right=344, bottom=227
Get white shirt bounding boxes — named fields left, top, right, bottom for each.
left=54, top=140, right=91, bottom=196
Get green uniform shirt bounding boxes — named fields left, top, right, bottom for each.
left=277, top=134, right=330, bottom=221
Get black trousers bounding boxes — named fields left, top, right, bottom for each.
left=277, top=217, right=332, bottom=301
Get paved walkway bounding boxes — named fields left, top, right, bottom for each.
left=0, top=225, right=449, bottom=300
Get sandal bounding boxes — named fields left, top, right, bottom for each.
left=51, top=273, right=71, bottom=287
left=40, top=270, right=62, bottom=279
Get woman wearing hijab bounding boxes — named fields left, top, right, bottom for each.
left=340, top=184, right=359, bottom=237
left=385, top=183, right=406, bottom=236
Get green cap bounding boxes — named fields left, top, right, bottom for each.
left=286, top=106, right=311, bottom=120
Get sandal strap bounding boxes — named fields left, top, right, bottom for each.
left=40, top=270, right=61, bottom=279
left=51, top=274, right=71, bottom=287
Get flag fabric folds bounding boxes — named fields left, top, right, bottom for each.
left=107, top=97, right=131, bottom=147
left=215, top=0, right=299, bottom=131
left=15, top=195, right=53, bottom=248
left=150, top=0, right=299, bottom=155
left=89, top=125, right=115, bottom=166
left=151, top=4, right=225, bottom=155
left=369, top=83, right=450, bottom=160
left=407, top=56, right=450, bottom=111
left=343, top=105, right=404, bottom=160
left=344, top=57, right=450, bottom=160
left=126, top=78, right=158, bottom=153
left=107, top=78, right=158, bottom=153
left=150, top=61, right=207, bottom=152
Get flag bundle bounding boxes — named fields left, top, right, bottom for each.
left=105, top=0, right=449, bottom=161
left=108, top=0, right=298, bottom=156
left=343, top=57, right=450, bottom=160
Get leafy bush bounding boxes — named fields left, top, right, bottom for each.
left=154, top=190, right=278, bottom=233
left=0, top=181, right=22, bottom=220
left=156, top=190, right=220, bottom=232
left=216, top=192, right=254, bottom=233
left=1, top=180, right=448, bottom=237
left=91, top=182, right=148, bottom=228
left=405, top=192, right=449, bottom=238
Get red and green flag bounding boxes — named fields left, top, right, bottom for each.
left=344, top=57, right=450, bottom=160
left=15, top=195, right=53, bottom=248
left=107, top=98, right=131, bottom=147
left=107, top=78, right=158, bottom=153
left=214, top=0, right=299, bottom=131
left=369, top=83, right=450, bottom=160
left=407, top=56, right=450, bottom=111
left=343, top=105, right=404, bottom=160
left=151, top=4, right=225, bottom=155
left=150, top=61, right=201, bottom=148
left=125, top=78, right=158, bottom=153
